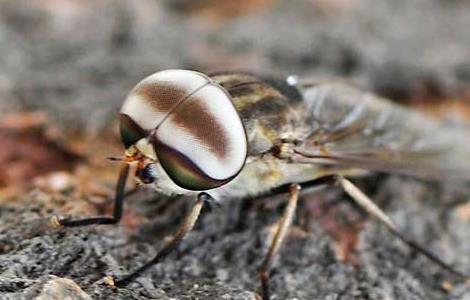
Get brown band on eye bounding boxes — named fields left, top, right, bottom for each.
left=120, top=113, right=148, bottom=148
left=170, top=92, right=230, bottom=159
left=152, top=138, right=230, bottom=191
left=134, top=82, right=189, bottom=114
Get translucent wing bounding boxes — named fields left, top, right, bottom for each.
left=293, top=82, right=470, bottom=181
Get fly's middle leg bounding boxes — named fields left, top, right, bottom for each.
left=259, top=183, right=300, bottom=300
left=256, top=175, right=339, bottom=300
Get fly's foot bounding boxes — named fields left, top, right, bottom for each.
left=49, top=216, right=63, bottom=229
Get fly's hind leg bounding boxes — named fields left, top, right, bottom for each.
left=259, top=183, right=300, bottom=300
left=257, top=174, right=468, bottom=299
left=337, top=175, right=469, bottom=279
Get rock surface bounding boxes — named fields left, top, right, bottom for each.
left=35, top=276, right=92, bottom=300
left=0, top=177, right=469, bottom=299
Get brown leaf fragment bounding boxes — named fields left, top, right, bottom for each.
left=0, top=112, right=83, bottom=189
left=304, top=191, right=366, bottom=264
left=167, top=0, right=274, bottom=23
left=456, top=201, right=470, bottom=222
left=441, top=281, right=454, bottom=292
left=410, top=97, right=470, bottom=122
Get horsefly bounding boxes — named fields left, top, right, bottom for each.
left=54, top=69, right=470, bottom=299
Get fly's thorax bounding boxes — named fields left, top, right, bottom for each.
left=210, top=72, right=310, bottom=157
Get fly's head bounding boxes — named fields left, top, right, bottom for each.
left=119, top=69, right=248, bottom=195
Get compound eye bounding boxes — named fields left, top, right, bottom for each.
left=120, top=69, right=248, bottom=191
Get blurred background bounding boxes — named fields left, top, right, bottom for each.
left=1, top=0, right=469, bottom=192
left=1, top=0, right=469, bottom=130
left=0, top=1, right=469, bottom=299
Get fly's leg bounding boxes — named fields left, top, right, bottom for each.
left=52, top=163, right=130, bottom=227
left=113, top=192, right=212, bottom=287
left=337, top=175, right=469, bottom=279
left=257, top=175, right=340, bottom=300
left=259, top=183, right=300, bottom=300
left=256, top=174, right=467, bottom=299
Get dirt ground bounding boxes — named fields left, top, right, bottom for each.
left=0, top=1, right=469, bottom=299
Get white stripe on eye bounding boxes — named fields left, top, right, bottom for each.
left=121, top=70, right=210, bottom=131
left=191, top=83, right=247, bottom=160
left=156, top=121, right=242, bottom=180
left=121, top=93, right=165, bottom=130
left=156, top=84, right=247, bottom=181
left=140, top=69, right=209, bottom=93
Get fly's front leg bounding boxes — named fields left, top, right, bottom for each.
left=113, top=192, right=212, bottom=287
left=259, top=183, right=300, bottom=300
left=51, top=163, right=130, bottom=228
